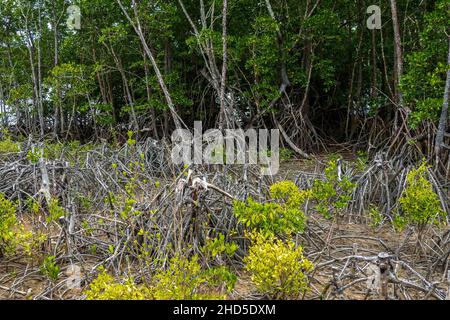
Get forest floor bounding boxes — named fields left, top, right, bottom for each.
left=1, top=203, right=446, bottom=300
left=234, top=211, right=448, bottom=300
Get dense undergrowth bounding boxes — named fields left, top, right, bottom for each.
left=0, top=134, right=448, bottom=300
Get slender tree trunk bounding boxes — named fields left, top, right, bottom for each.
left=0, top=81, right=6, bottom=127
left=218, top=0, right=228, bottom=130
left=390, top=0, right=404, bottom=106
left=25, top=34, right=39, bottom=136
left=380, top=26, right=395, bottom=122
left=265, top=0, right=291, bottom=93
left=163, top=41, right=172, bottom=137
left=117, top=0, right=185, bottom=130
left=142, top=47, right=158, bottom=138
left=52, top=2, right=60, bottom=137
left=263, top=0, right=310, bottom=158
left=92, top=48, right=107, bottom=105
left=435, top=37, right=450, bottom=165
left=36, top=3, right=45, bottom=138
left=103, top=39, right=139, bottom=132
left=20, top=5, right=39, bottom=136
left=5, top=42, right=20, bottom=131
left=178, top=0, right=231, bottom=126
left=371, top=29, right=378, bottom=98
left=346, top=25, right=364, bottom=139
left=107, top=72, right=116, bottom=123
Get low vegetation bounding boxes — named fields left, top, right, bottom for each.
left=0, top=139, right=447, bottom=300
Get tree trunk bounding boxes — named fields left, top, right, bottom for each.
left=0, top=81, right=6, bottom=127
left=117, top=0, right=185, bottom=130
left=435, top=37, right=450, bottom=165
left=265, top=0, right=291, bottom=93
left=371, top=29, right=378, bottom=98
left=52, top=2, right=60, bottom=137
left=36, top=4, right=45, bottom=138
left=390, top=0, right=404, bottom=106
left=218, top=0, right=228, bottom=130
left=25, top=34, right=39, bottom=136
left=178, top=0, right=233, bottom=127
left=142, top=47, right=158, bottom=138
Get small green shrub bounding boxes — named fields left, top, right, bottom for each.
left=47, top=198, right=67, bottom=223
left=85, top=270, right=153, bottom=300
left=279, top=148, right=294, bottom=161
left=269, top=180, right=309, bottom=207
left=40, top=256, right=61, bottom=282
left=0, top=138, right=19, bottom=154
left=311, top=160, right=355, bottom=219
left=85, top=255, right=236, bottom=300
left=202, top=233, right=238, bottom=260
left=368, top=205, right=383, bottom=228
left=244, top=233, right=313, bottom=299
left=25, top=197, right=41, bottom=215
left=0, top=130, right=19, bottom=154
left=0, top=193, right=47, bottom=258
left=43, top=140, right=94, bottom=161
left=356, top=151, right=369, bottom=171
left=107, top=152, right=145, bottom=222
left=392, top=213, right=408, bottom=232
left=202, top=265, right=238, bottom=292
left=26, top=147, right=43, bottom=164
left=0, top=193, right=17, bottom=255
left=127, top=131, right=136, bottom=146
left=233, top=180, right=309, bottom=236
left=398, top=163, right=445, bottom=232
left=153, top=255, right=232, bottom=300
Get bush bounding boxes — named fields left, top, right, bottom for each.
left=26, top=147, right=43, bottom=164
left=279, top=148, right=294, bottom=161
left=0, top=138, right=19, bottom=154
left=269, top=180, right=309, bottom=207
left=40, top=256, right=61, bottom=282
left=0, top=193, right=17, bottom=255
left=0, top=193, right=45, bottom=258
left=85, top=255, right=236, bottom=300
left=85, top=270, right=153, bottom=300
left=47, top=198, right=67, bottom=223
left=398, top=163, right=445, bottom=232
left=0, top=129, right=19, bottom=155
left=202, top=233, right=238, bottom=261
left=153, top=255, right=233, bottom=300
left=311, top=159, right=355, bottom=219
left=244, top=233, right=313, bottom=299
left=368, top=205, right=383, bottom=228
left=43, top=140, right=94, bottom=161
left=233, top=180, right=309, bottom=236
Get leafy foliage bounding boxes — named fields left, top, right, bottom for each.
left=233, top=181, right=310, bottom=236
left=153, top=255, right=232, bottom=300
left=402, top=0, right=450, bottom=128
left=311, top=160, right=355, bottom=219
left=398, top=163, right=445, bottom=231
left=85, top=270, right=153, bottom=300
left=0, top=130, right=19, bottom=154
left=368, top=205, right=383, bottom=229
left=244, top=233, right=313, bottom=299
left=0, top=193, right=46, bottom=257
left=0, top=193, right=17, bottom=255
left=40, top=256, right=61, bottom=282
left=85, top=255, right=236, bottom=300
left=47, top=198, right=67, bottom=223
left=202, top=233, right=238, bottom=260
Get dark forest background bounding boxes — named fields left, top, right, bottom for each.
left=0, top=0, right=449, bottom=162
